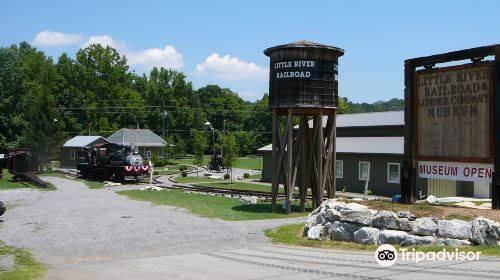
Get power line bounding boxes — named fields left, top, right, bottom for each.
left=60, top=129, right=271, bottom=135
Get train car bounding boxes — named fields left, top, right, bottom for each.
left=77, top=143, right=149, bottom=182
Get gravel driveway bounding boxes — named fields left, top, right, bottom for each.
left=0, top=177, right=302, bottom=278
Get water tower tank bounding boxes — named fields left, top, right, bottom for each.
left=264, top=40, right=344, bottom=109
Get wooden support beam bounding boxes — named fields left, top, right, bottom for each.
left=322, top=114, right=335, bottom=199
left=286, top=109, right=293, bottom=214
left=331, top=111, right=337, bottom=199
left=492, top=46, right=500, bottom=210
left=299, top=116, right=308, bottom=212
left=305, top=116, right=319, bottom=207
left=316, top=112, right=324, bottom=208
left=401, top=60, right=416, bottom=204
left=271, top=111, right=279, bottom=212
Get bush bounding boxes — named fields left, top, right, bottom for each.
left=243, top=173, right=250, bottom=179
left=179, top=166, right=186, bottom=171
left=153, top=171, right=159, bottom=175
left=181, top=171, right=187, bottom=177
left=224, top=173, right=230, bottom=180
left=151, top=154, right=159, bottom=165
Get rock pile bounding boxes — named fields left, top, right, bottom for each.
left=304, top=199, right=500, bottom=246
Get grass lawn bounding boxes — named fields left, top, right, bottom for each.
left=172, top=155, right=263, bottom=170
left=233, top=156, right=262, bottom=170
left=0, top=241, right=46, bottom=280
left=174, top=176, right=225, bottom=184
left=196, top=181, right=276, bottom=193
left=118, top=189, right=310, bottom=221
left=265, top=223, right=500, bottom=256
left=0, top=170, right=55, bottom=191
left=248, top=173, right=262, bottom=180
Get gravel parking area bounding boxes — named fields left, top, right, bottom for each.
left=0, top=177, right=302, bottom=277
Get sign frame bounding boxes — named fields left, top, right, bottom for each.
left=401, top=44, right=500, bottom=210
left=413, top=61, right=495, bottom=164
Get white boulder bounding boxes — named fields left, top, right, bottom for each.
left=353, top=227, right=380, bottom=245
left=240, top=196, right=258, bottom=205
left=470, top=217, right=500, bottom=245
left=330, top=221, right=362, bottom=241
left=324, top=208, right=342, bottom=223
left=307, top=225, right=329, bottom=240
left=437, top=220, right=472, bottom=240
left=412, top=217, right=438, bottom=236
left=378, top=230, right=408, bottom=245
left=436, top=238, right=472, bottom=246
left=334, top=203, right=375, bottom=226
left=371, top=211, right=413, bottom=231
left=401, top=235, right=436, bottom=246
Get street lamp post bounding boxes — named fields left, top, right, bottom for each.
left=204, top=121, right=215, bottom=157
left=162, top=110, right=168, bottom=138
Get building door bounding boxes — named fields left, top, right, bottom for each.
left=473, top=182, right=490, bottom=198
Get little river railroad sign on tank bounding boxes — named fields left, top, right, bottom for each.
left=415, top=62, right=493, bottom=163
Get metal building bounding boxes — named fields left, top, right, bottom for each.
left=258, top=111, right=491, bottom=199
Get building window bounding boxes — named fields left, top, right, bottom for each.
left=387, top=163, right=400, bottom=184
left=70, top=149, right=76, bottom=161
left=359, top=161, right=370, bottom=181
left=146, top=150, right=152, bottom=159
left=159, top=148, right=164, bottom=158
left=335, top=160, right=343, bottom=179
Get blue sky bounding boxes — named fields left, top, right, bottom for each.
left=2, top=0, right=499, bottom=102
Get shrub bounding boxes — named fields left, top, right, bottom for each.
left=179, top=166, right=186, bottom=171
left=153, top=171, right=159, bottom=175
left=181, top=171, right=187, bottom=177
left=224, top=173, right=230, bottom=180
left=243, top=173, right=250, bottom=179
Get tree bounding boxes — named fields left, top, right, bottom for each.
left=222, top=133, right=239, bottom=182
left=191, top=130, right=207, bottom=166
left=173, top=137, right=186, bottom=159
left=23, top=85, right=64, bottom=165
left=74, top=44, right=146, bottom=135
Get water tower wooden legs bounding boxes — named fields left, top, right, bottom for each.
left=271, top=109, right=337, bottom=213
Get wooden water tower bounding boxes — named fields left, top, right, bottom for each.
left=264, top=40, right=344, bottom=213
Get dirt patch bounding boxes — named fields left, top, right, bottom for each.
left=357, top=200, right=500, bottom=221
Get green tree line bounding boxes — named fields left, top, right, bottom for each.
left=0, top=42, right=403, bottom=163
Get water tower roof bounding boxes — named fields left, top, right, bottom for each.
left=264, top=40, right=344, bottom=56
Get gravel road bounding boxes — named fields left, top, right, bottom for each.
left=0, top=177, right=302, bottom=277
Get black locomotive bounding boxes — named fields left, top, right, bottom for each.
left=77, top=143, right=149, bottom=182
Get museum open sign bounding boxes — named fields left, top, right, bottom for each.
left=418, top=161, right=493, bottom=183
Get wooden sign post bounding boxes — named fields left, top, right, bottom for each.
left=402, top=45, right=500, bottom=209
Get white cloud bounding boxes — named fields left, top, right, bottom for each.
left=195, top=53, right=268, bottom=81
left=32, top=31, right=84, bottom=46
left=238, top=89, right=263, bottom=100
left=127, top=45, right=184, bottom=69
left=82, top=35, right=126, bottom=50
left=33, top=30, right=184, bottom=71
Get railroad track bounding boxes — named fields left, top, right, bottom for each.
left=156, top=182, right=308, bottom=201
left=156, top=167, right=313, bottom=201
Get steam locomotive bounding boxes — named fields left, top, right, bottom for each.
left=77, top=143, right=149, bottom=182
